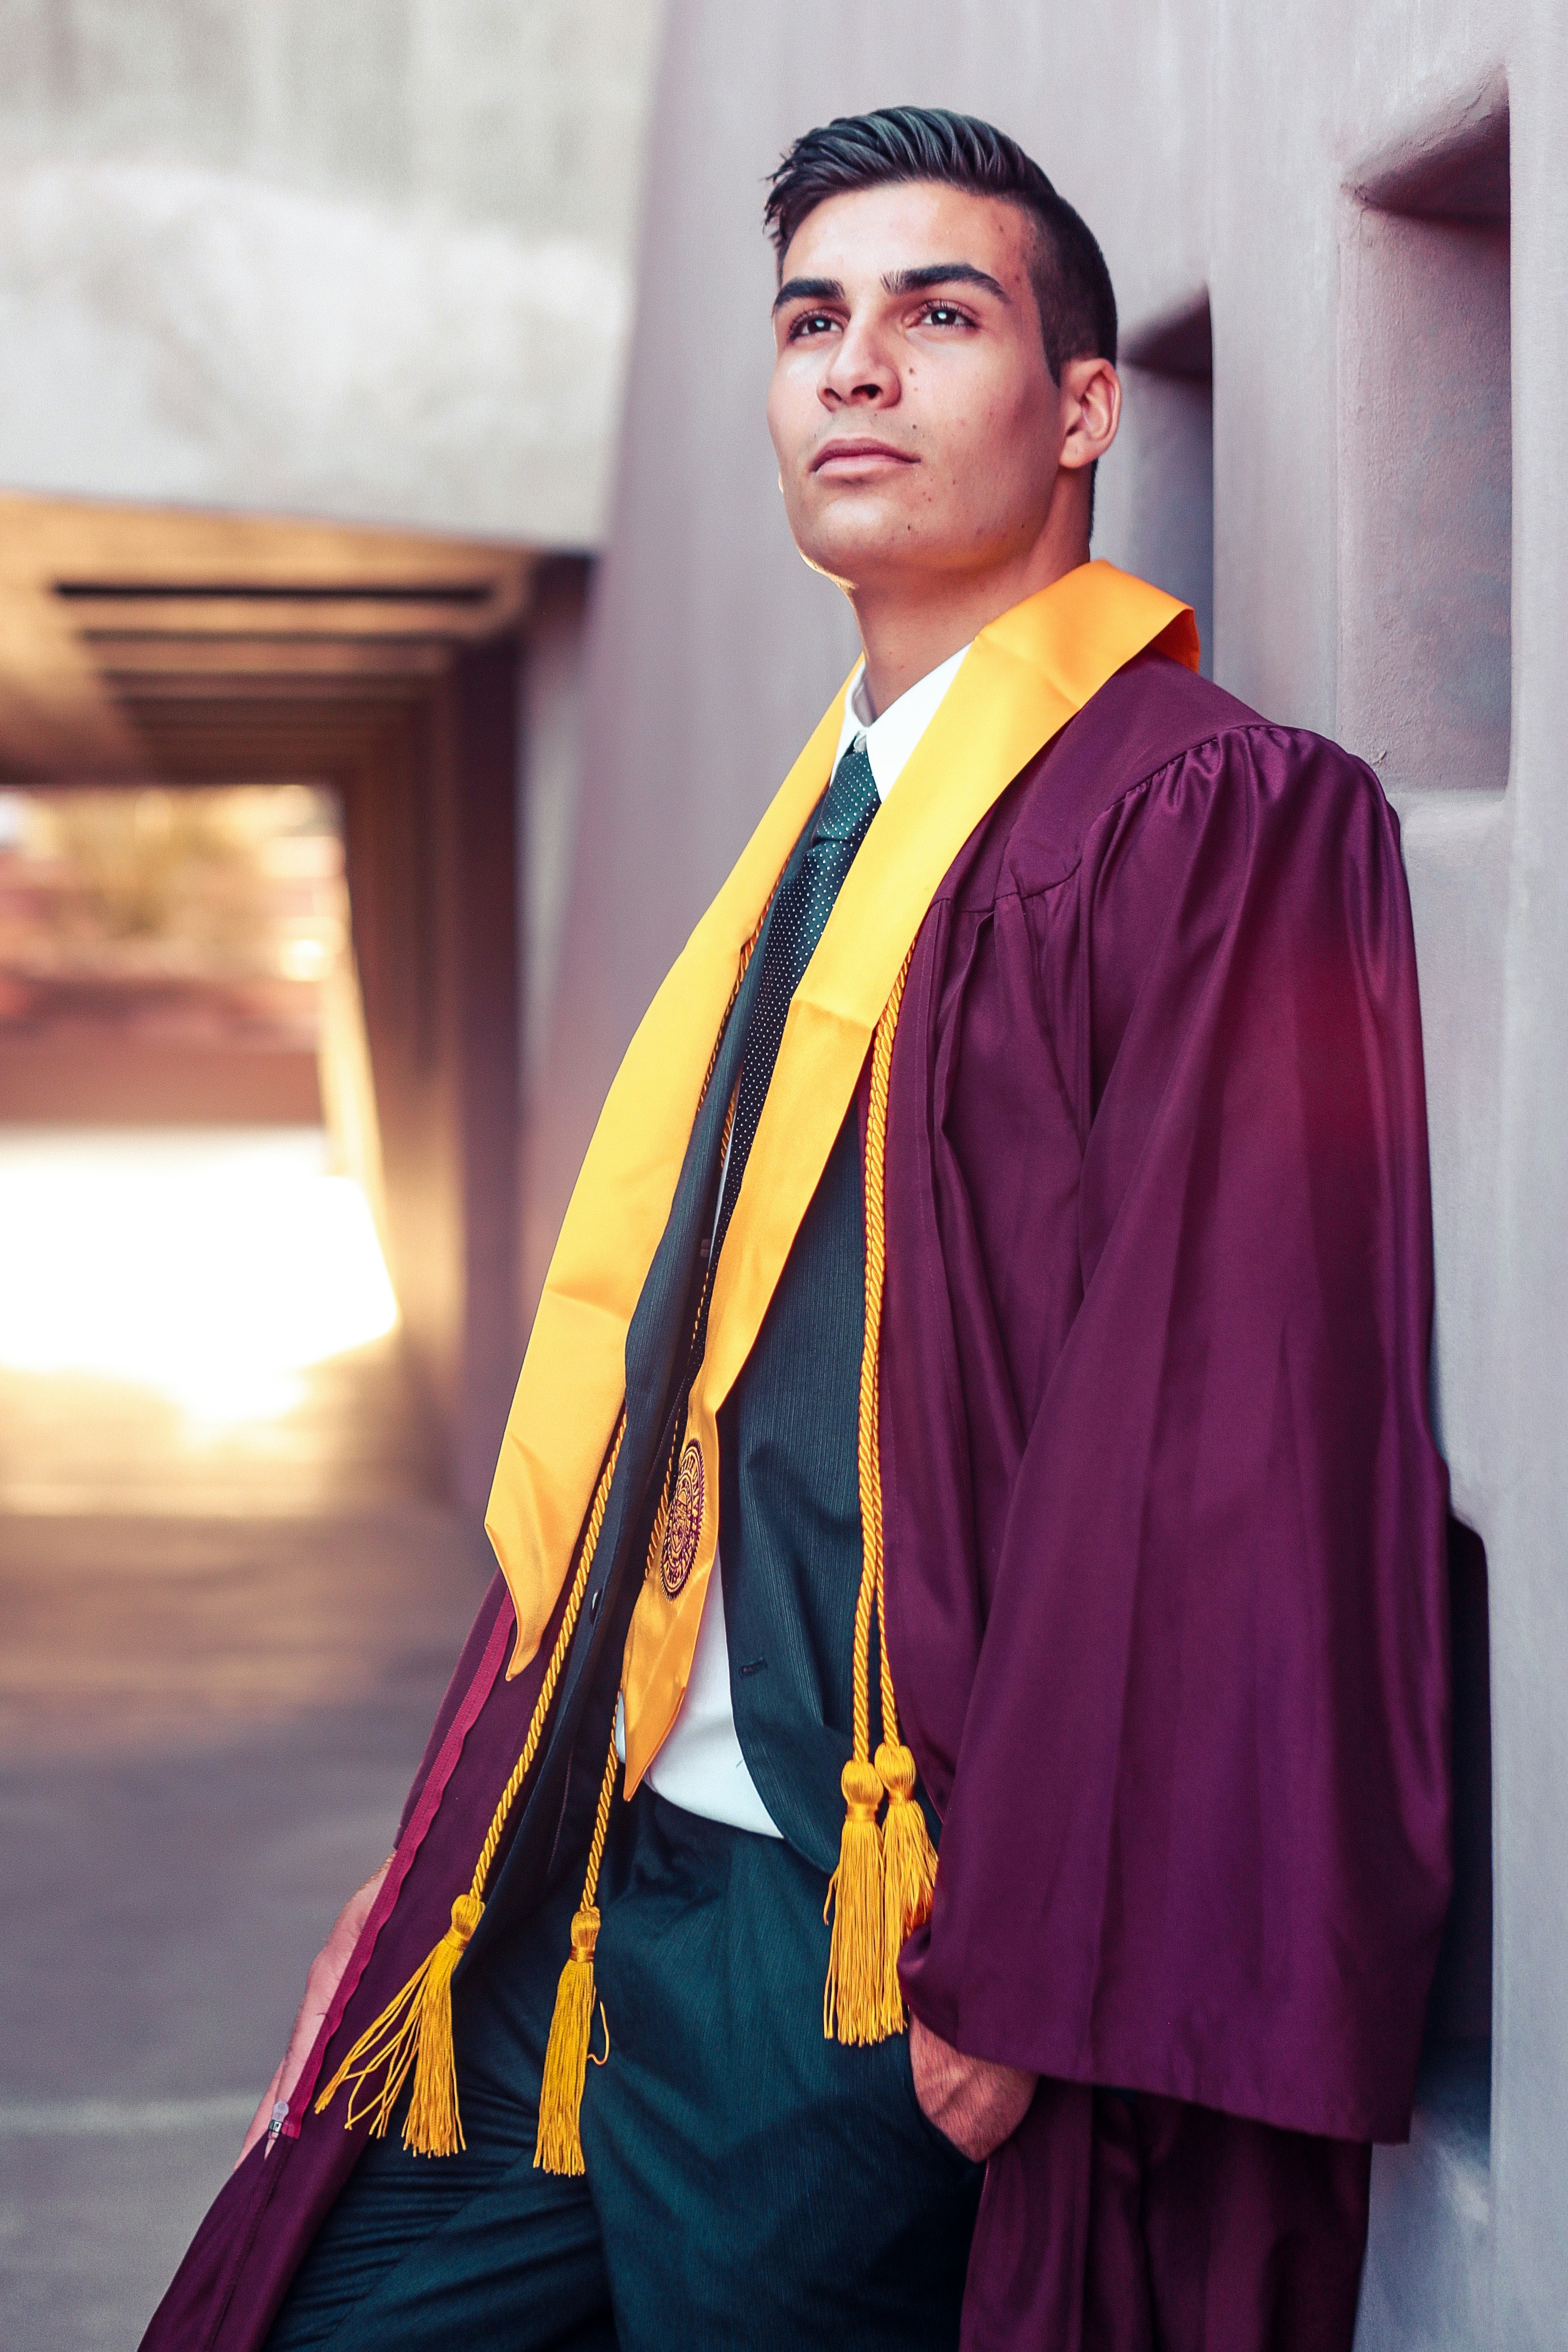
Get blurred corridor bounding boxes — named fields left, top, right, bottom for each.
left=0, top=541, right=521, bottom=2345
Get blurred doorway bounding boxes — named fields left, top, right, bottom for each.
left=0, top=781, right=411, bottom=1510
left=0, top=490, right=537, bottom=1509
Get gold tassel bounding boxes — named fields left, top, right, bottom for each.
left=401, top=1892, right=481, bottom=2153
left=824, top=1755, right=888, bottom=2042
left=313, top=1891, right=482, bottom=2153
left=876, top=1738, right=937, bottom=2030
left=315, top=1420, right=625, bottom=2154
left=533, top=1904, right=602, bottom=2175
left=534, top=1731, right=621, bottom=2175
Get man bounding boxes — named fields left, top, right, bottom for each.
left=144, top=108, right=1450, bottom=2352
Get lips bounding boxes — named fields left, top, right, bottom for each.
left=810, top=438, right=917, bottom=473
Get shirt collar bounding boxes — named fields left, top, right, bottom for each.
left=833, top=641, right=972, bottom=802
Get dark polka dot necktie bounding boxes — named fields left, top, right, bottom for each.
left=712, top=734, right=881, bottom=1262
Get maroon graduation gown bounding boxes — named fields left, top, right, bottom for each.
left=140, top=652, right=1450, bottom=2352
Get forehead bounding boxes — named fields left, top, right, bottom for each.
left=778, top=178, right=1037, bottom=289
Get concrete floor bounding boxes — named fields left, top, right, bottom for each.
left=0, top=1342, right=495, bottom=2350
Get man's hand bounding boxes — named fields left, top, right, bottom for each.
left=235, top=1857, right=393, bottom=2168
left=909, top=2013, right=1036, bottom=2162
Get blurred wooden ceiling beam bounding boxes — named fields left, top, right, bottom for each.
left=91, top=638, right=453, bottom=683
left=0, top=490, right=538, bottom=783
left=71, top=594, right=522, bottom=640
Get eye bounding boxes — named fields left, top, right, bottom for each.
left=918, top=299, right=975, bottom=330
left=787, top=309, right=841, bottom=340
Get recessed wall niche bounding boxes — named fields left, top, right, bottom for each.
left=1339, top=106, right=1511, bottom=792
left=1095, top=294, right=1214, bottom=677
left=1425, top=1516, right=1493, bottom=2055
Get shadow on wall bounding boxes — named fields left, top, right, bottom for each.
left=1427, top=1518, right=1493, bottom=2053
left=1355, top=1515, right=1493, bottom=2352
left=1096, top=293, right=1214, bottom=678
left=1339, top=104, right=1511, bottom=795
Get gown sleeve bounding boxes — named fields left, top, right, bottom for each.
left=896, top=722, right=1452, bottom=2144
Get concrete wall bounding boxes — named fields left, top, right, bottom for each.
left=0, top=0, right=665, bottom=542
left=535, top=1, right=1568, bottom=2341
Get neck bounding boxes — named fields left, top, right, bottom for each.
left=849, top=503, right=1091, bottom=717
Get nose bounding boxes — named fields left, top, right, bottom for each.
left=819, top=312, right=898, bottom=411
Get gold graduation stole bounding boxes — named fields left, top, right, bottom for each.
left=315, top=562, right=1198, bottom=2170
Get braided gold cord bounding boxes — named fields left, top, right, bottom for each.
left=316, top=916, right=778, bottom=2150
left=580, top=1729, right=622, bottom=1912
left=473, top=1412, right=625, bottom=1898
left=847, top=1509, right=878, bottom=1766
left=858, top=952, right=911, bottom=1755
left=644, top=1484, right=670, bottom=1582
left=697, top=900, right=770, bottom=1103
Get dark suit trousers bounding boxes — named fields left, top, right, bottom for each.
left=264, top=1789, right=1369, bottom=2352
left=265, top=1788, right=981, bottom=2352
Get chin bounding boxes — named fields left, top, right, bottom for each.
left=791, top=500, right=947, bottom=590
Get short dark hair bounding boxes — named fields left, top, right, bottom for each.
left=764, top=105, right=1117, bottom=384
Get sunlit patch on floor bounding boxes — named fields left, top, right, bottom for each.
left=0, top=1127, right=397, bottom=1429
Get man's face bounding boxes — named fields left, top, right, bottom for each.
left=767, top=180, right=1076, bottom=593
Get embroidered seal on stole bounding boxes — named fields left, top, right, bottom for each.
left=659, top=1440, right=704, bottom=1599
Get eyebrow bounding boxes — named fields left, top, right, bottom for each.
left=884, top=262, right=1010, bottom=303
left=773, top=275, right=843, bottom=311
left=772, top=261, right=1011, bottom=314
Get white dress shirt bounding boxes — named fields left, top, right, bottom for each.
left=626, top=640, right=972, bottom=1833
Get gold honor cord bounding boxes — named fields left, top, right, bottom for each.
left=315, top=1418, right=627, bottom=2157
left=823, top=950, right=938, bottom=2045
left=530, top=898, right=773, bottom=2171
left=316, top=912, right=771, bottom=2167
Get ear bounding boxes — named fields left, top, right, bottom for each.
left=1058, top=357, right=1121, bottom=471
